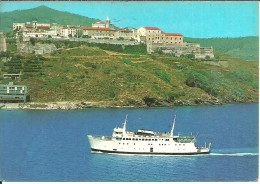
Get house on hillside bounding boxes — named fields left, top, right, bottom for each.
left=134, top=27, right=184, bottom=45
left=80, top=27, right=116, bottom=39
left=115, top=29, right=133, bottom=40
left=0, top=82, right=29, bottom=103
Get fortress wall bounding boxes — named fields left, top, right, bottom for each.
left=0, top=33, right=7, bottom=52
left=148, top=42, right=214, bottom=59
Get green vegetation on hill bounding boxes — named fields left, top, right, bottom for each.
left=0, top=6, right=99, bottom=32
left=0, top=41, right=258, bottom=106
left=184, top=37, right=259, bottom=61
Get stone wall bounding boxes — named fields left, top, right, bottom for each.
left=0, top=33, right=7, bottom=52
left=36, top=37, right=139, bottom=46
left=20, top=43, right=57, bottom=54
left=148, top=42, right=214, bottom=59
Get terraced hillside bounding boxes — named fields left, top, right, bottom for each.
left=0, top=44, right=258, bottom=107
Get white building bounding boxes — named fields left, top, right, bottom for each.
left=13, top=23, right=25, bottom=31
left=92, top=17, right=111, bottom=28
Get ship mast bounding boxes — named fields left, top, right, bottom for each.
left=170, top=115, right=176, bottom=137
left=123, top=114, right=128, bottom=135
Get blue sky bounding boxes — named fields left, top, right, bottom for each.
left=0, top=1, right=258, bottom=38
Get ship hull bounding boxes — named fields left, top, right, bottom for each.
left=91, top=148, right=210, bottom=155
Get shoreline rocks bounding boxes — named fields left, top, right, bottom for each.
left=0, top=98, right=257, bottom=110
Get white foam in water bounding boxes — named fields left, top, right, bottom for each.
left=210, top=153, right=259, bottom=156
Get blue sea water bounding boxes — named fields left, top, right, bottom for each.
left=0, top=103, right=258, bottom=181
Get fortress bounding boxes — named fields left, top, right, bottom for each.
left=13, top=18, right=214, bottom=59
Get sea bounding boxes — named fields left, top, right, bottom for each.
left=0, top=103, right=258, bottom=182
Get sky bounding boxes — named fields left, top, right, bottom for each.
left=0, top=1, right=259, bottom=38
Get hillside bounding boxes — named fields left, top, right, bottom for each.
left=184, top=37, right=259, bottom=61
left=0, top=6, right=99, bottom=32
left=0, top=41, right=258, bottom=107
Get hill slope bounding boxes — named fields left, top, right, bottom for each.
left=184, top=37, right=259, bottom=61
left=0, top=42, right=258, bottom=106
left=0, top=6, right=99, bottom=32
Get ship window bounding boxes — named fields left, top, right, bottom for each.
left=164, top=144, right=166, bottom=146
left=142, top=139, right=144, bottom=141
left=183, top=144, right=185, bottom=146
left=136, top=139, right=138, bottom=141
left=175, top=144, right=177, bottom=146
left=145, top=139, right=148, bottom=141
left=139, top=139, right=141, bottom=141
left=166, top=139, right=169, bottom=141
left=123, top=143, right=125, bottom=145
left=119, top=143, right=121, bottom=144
left=152, top=139, right=154, bottom=141
left=126, top=138, right=129, bottom=140
left=132, top=138, right=135, bottom=140
left=149, top=139, right=151, bottom=141
left=127, top=143, right=128, bottom=145
left=179, top=144, right=181, bottom=146
left=123, top=138, right=125, bottom=140
left=129, top=138, right=131, bottom=140
left=155, top=139, right=157, bottom=141
left=159, top=144, right=161, bottom=146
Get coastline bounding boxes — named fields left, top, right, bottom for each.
left=0, top=100, right=258, bottom=110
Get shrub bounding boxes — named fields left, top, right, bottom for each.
left=30, top=38, right=36, bottom=46
left=122, top=58, right=135, bottom=66
left=205, top=56, right=210, bottom=60
left=155, top=70, right=171, bottom=83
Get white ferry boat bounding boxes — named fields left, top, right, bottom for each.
left=87, top=115, right=211, bottom=155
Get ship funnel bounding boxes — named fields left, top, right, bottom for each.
left=170, top=115, right=176, bottom=137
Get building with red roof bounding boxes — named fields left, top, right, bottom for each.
left=37, top=26, right=50, bottom=29
left=80, top=27, right=115, bottom=31
left=133, top=27, right=183, bottom=45
left=115, top=29, right=133, bottom=40
left=164, top=33, right=183, bottom=37
left=143, top=27, right=161, bottom=31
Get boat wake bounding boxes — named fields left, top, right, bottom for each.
left=210, top=152, right=258, bottom=156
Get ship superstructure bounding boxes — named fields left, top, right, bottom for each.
left=87, top=115, right=211, bottom=155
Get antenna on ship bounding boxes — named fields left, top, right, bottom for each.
left=170, top=115, right=176, bottom=137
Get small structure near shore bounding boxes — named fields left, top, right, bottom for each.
left=0, top=82, right=29, bottom=103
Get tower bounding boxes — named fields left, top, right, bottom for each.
left=33, top=21, right=37, bottom=29
left=105, top=17, right=110, bottom=28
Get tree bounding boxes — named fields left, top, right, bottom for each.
left=30, top=38, right=36, bottom=46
